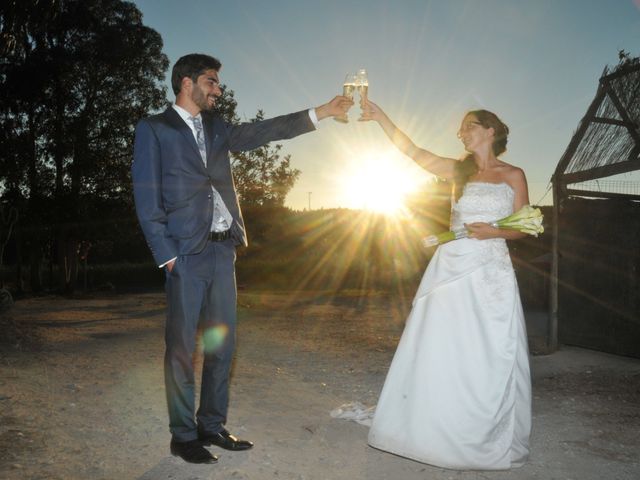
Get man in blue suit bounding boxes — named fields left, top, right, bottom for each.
left=132, top=53, right=352, bottom=464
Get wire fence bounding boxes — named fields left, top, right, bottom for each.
left=569, top=180, right=640, bottom=195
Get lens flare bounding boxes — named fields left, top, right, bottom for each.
left=202, top=324, right=228, bottom=353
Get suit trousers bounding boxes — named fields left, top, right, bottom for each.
left=163, top=238, right=237, bottom=442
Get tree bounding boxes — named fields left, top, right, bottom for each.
left=1, top=2, right=301, bottom=292
left=0, top=0, right=168, bottom=292
left=212, top=90, right=301, bottom=208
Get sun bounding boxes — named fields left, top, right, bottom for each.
left=340, top=150, right=426, bottom=215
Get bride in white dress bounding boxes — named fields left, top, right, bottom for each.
left=359, top=101, right=532, bottom=470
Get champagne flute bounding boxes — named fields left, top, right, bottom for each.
left=356, top=68, right=368, bottom=120
left=334, top=73, right=356, bottom=123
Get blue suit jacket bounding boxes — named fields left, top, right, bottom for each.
left=132, top=107, right=315, bottom=266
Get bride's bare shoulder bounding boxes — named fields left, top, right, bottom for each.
left=498, top=163, right=529, bottom=205
left=498, top=162, right=526, bottom=182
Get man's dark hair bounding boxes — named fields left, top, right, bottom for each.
left=171, top=53, right=222, bottom=95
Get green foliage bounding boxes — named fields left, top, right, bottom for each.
left=211, top=86, right=240, bottom=124
left=212, top=94, right=301, bottom=208
left=0, top=0, right=168, bottom=292
left=236, top=206, right=439, bottom=292
left=232, top=145, right=301, bottom=207
left=1, top=0, right=168, bottom=206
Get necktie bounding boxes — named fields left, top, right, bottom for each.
left=190, top=116, right=207, bottom=164
left=189, top=115, right=232, bottom=231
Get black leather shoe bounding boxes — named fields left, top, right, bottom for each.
left=170, top=439, right=218, bottom=464
left=199, top=428, right=253, bottom=451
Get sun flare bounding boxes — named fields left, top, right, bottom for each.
left=340, top=150, right=426, bottom=215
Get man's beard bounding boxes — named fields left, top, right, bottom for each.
left=192, top=84, right=214, bottom=111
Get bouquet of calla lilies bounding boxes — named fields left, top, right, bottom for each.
left=422, top=205, right=544, bottom=247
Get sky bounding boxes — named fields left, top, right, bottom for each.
left=131, top=0, right=640, bottom=211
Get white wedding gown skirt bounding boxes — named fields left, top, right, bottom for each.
left=368, top=182, right=531, bottom=470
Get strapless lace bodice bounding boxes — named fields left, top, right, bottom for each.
left=451, top=182, right=514, bottom=230
left=449, top=182, right=515, bottom=276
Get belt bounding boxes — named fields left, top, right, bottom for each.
left=208, top=229, right=231, bottom=242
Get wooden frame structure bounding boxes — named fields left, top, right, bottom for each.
left=549, top=57, right=640, bottom=350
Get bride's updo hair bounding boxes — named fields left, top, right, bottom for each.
left=453, top=109, right=509, bottom=201
left=477, top=109, right=510, bottom=156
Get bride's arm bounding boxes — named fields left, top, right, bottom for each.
left=360, top=99, right=458, bottom=180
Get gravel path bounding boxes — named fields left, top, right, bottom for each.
left=1, top=291, right=638, bottom=480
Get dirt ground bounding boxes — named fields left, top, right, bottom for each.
left=1, top=290, right=639, bottom=480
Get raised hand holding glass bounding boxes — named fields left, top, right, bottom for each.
left=334, top=73, right=357, bottom=123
